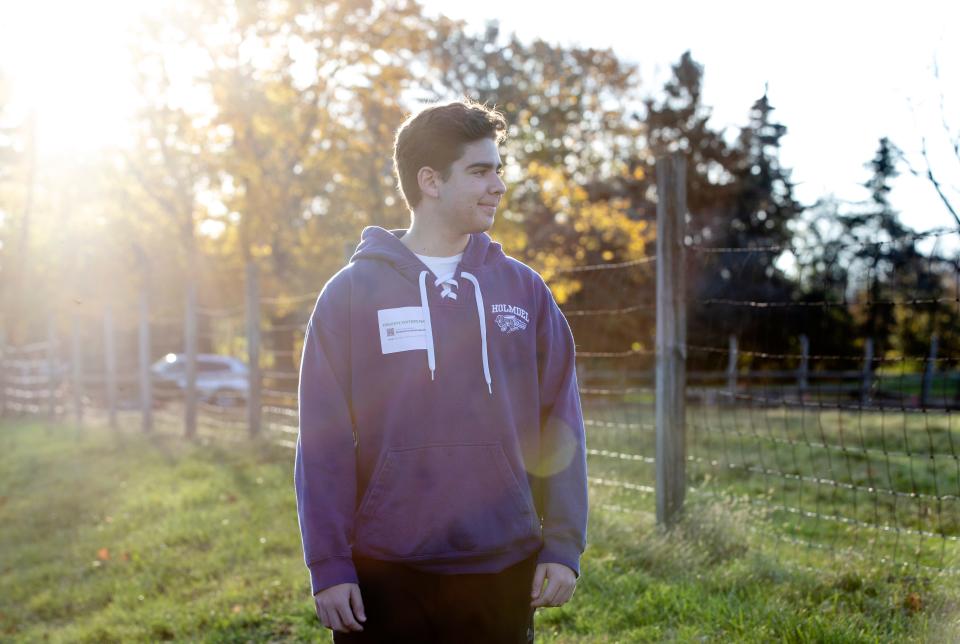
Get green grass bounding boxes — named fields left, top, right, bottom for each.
left=2, top=418, right=959, bottom=642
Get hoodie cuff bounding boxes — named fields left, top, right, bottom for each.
left=537, top=540, right=582, bottom=578
left=309, top=556, right=359, bottom=596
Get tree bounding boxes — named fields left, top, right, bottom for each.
left=419, top=21, right=648, bottom=250
left=637, top=58, right=806, bottom=367
left=843, top=137, right=956, bottom=363
left=0, top=72, right=38, bottom=343
left=0, top=71, right=21, bottom=339
left=639, top=52, right=741, bottom=239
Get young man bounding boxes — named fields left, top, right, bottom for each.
left=295, top=100, right=588, bottom=643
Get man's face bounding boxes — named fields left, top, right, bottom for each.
left=434, top=138, right=506, bottom=235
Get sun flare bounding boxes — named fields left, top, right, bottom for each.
left=0, top=0, right=157, bottom=155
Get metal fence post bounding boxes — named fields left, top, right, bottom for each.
left=655, top=152, right=688, bottom=527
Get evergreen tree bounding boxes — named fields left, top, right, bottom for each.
left=843, top=137, right=952, bottom=361
left=639, top=51, right=739, bottom=242
left=687, top=89, right=806, bottom=367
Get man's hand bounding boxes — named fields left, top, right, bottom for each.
left=530, top=563, right=577, bottom=608
left=314, top=583, right=366, bottom=633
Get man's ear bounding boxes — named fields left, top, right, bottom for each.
left=417, top=166, right=441, bottom=200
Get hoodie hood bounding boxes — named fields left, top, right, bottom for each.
left=350, top=226, right=506, bottom=283
left=349, top=226, right=506, bottom=395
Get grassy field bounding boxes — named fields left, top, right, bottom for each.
left=2, top=417, right=960, bottom=642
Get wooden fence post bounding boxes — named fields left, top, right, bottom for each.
left=46, top=315, right=57, bottom=422
left=71, top=316, right=84, bottom=431
left=655, top=152, right=687, bottom=527
left=246, top=260, right=262, bottom=437
left=726, top=335, right=738, bottom=404
left=0, top=327, right=6, bottom=418
left=861, top=338, right=874, bottom=406
left=798, top=334, right=809, bottom=400
left=184, top=278, right=198, bottom=439
left=104, top=303, right=118, bottom=430
left=139, top=289, right=153, bottom=433
left=921, top=334, right=938, bottom=408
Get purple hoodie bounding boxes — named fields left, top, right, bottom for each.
left=295, top=226, right=588, bottom=595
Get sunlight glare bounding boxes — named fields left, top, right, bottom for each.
left=0, top=0, right=154, bottom=155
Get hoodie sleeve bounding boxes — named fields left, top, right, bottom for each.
left=294, top=274, right=359, bottom=595
left=534, top=276, right=589, bottom=576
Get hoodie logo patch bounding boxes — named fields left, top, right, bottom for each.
left=491, top=304, right=529, bottom=333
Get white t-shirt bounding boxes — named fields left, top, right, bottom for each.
left=415, top=252, right=463, bottom=281
left=415, top=252, right=463, bottom=300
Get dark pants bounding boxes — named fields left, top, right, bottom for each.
left=332, top=554, right=538, bottom=644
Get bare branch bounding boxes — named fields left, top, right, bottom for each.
left=914, top=135, right=960, bottom=228
left=932, top=57, right=960, bottom=165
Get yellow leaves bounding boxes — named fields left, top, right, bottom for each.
left=544, top=278, right=581, bottom=305
left=507, top=160, right=656, bottom=305
left=490, top=219, right=528, bottom=254
left=523, top=160, right=654, bottom=252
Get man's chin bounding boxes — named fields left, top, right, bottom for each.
left=473, top=218, right=495, bottom=233
left=462, top=214, right=495, bottom=234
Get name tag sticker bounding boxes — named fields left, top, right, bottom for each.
left=377, top=307, right=427, bottom=354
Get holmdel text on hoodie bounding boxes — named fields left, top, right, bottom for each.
left=295, top=226, right=588, bottom=595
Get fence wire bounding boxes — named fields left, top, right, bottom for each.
left=4, top=234, right=960, bottom=577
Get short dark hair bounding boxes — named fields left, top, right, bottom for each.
left=393, top=99, right=507, bottom=209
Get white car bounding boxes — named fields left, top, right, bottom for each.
left=150, top=353, right=249, bottom=407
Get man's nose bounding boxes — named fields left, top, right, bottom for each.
left=490, top=174, right=506, bottom=195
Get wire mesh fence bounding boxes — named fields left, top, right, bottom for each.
left=680, top=234, right=960, bottom=576
left=4, top=164, right=960, bottom=579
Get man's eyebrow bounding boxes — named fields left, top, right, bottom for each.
left=465, top=161, right=503, bottom=171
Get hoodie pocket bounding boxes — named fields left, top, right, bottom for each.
left=354, top=442, right=540, bottom=559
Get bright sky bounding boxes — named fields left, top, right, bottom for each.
left=421, top=0, right=960, bottom=243
left=2, top=0, right=959, bottom=245
left=0, top=1, right=144, bottom=154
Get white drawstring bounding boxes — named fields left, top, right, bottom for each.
left=417, top=270, right=493, bottom=396
left=435, top=273, right=458, bottom=300
left=462, top=272, right=493, bottom=395
left=418, top=271, right=436, bottom=380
